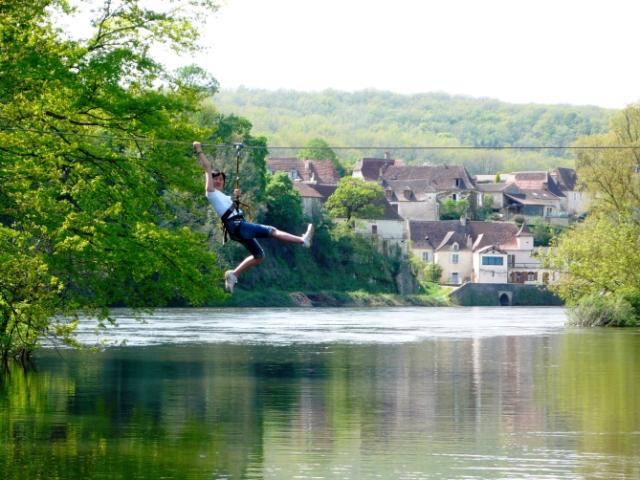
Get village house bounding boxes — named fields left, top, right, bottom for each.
left=354, top=158, right=479, bottom=221
left=350, top=198, right=406, bottom=256
left=475, top=168, right=589, bottom=224
left=267, top=157, right=340, bottom=219
left=408, top=218, right=555, bottom=285
left=550, top=167, right=590, bottom=216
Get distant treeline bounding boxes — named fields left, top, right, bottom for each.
left=211, top=88, right=614, bottom=174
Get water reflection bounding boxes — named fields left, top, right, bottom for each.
left=1, top=312, right=640, bottom=479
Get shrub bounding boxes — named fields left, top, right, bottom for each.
left=567, top=294, right=638, bottom=327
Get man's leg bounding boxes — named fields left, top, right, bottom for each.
left=271, top=224, right=314, bottom=247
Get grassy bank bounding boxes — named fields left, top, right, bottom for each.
left=211, top=287, right=450, bottom=308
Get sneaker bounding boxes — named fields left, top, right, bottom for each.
left=302, top=224, right=314, bottom=248
left=224, top=270, right=237, bottom=293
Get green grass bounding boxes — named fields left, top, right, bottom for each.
left=209, top=288, right=450, bottom=308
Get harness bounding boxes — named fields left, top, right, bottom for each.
left=220, top=206, right=245, bottom=243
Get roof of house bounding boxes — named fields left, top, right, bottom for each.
left=382, top=179, right=437, bottom=201
left=293, top=182, right=324, bottom=199
left=504, top=190, right=563, bottom=206
left=381, top=165, right=476, bottom=191
left=408, top=220, right=527, bottom=251
left=308, top=184, right=337, bottom=199
left=353, top=157, right=396, bottom=181
left=552, top=167, right=578, bottom=191
left=267, top=157, right=340, bottom=185
left=475, top=182, right=510, bottom=193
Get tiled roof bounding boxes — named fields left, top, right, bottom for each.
left=378, top=198, right=403, bottom=220
left=382, top=179, right=437, bottom=201
left=408, top=220, right=470, bottom=250
left=476, top=182, right=510, bottom=193
left=469, top=222, right=524, bottom=249
left=510, top=171, right=565, bottom=197
left=293, top=182, right=324, bottom=198
left=552, top=167, right=578, bottom=191
left=267, top=157, right=340, bottom=185
left=353, top=158, right=395, bottom=181
left=513, top=171, right=548, bottom=189
left=504, top=190, right=563, bottom=206
left=408, top=220, right=524, bottom=251
left=382, top=165, right=476, bottom=191
left=308, top=184, right=337, bottom=200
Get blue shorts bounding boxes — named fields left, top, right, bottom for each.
left=227, top=220, right=274, bottom=258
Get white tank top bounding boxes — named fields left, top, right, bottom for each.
left=205, top=190, right=233, bottom=217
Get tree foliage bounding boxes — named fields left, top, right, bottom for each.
left=324, top=177, right=385, bottom=222
left=297, top=137, right=345, bottom=176
left=545, top=105, right=640, bottom=324
left=213, top=88, right=612, bottom=173
left=0, top=0, right=225, bottom=359
left=439, top=199, right=469, bottom=220
left=263, top=172, right=303, bottom=231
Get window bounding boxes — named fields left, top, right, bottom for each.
left=452, top=242, right=459, bottom=251
left=371, top=225, right=378, bottom=235
left=482, top=256, right=504, bottom=266
left=422, top=251, right=431, bottom=262
left=451, top=253, right=459, bottom=264
left=508, top=254, right=515, bottom=266
left=528, top=272, right=536, bottom=281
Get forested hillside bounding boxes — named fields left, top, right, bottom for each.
left=211, top=88, right=613, bottom=174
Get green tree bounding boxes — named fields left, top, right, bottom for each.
left=439, top=198, right=469, bottom=220
left=545, top=105, right=640, bottom=324
left=531, top=220, right=563, bottom=247
left=0, top=0, right=225, bottom=360
left=263, top=172, right=303, bottom=231
left=296, top=138, right=345, bottom=176
left=324, top=178, right=384, bottom=223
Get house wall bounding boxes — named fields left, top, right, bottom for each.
left=301, top=197, right=323, bottom=219
left=474, top=252, right=509, bottom=283
left=435, top=249, right=473, bottom=284
left=412, top=247, right=435, bottom=264
left=394, top=199, right=438, bottom=221
left=354, top=219, right=405, bottom=243
left=565, top=190, right=590, bottom=215
left=482, top=191, right=505, bottom=209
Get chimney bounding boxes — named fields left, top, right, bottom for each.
left=384, top=151, right=390, bottom=160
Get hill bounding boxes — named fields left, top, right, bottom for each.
left=210, top=88, right=613, bottom=174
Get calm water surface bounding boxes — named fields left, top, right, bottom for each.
left=2, top=307, right=640, bottom=479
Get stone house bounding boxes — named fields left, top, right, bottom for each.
left=267, top=157, right=340, bottom=185
left=550, top=167, right=590, bottom=216
left=408, top=218, right=552, bottom=285
left=267, top=158, right=340, bottom=219
left=354, top=158, right=479, bottom=221
left=350, top=198, right=406, bottom=255
left=475, top=168, right=589, bottom=224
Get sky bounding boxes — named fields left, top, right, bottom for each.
left=179, top=0, right=637, bottom=109
left=66, top=0, right=639, bottom=109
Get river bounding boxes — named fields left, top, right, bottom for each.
left=1, top=307, right=639, bottom=479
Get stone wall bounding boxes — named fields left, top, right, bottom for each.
left=450, top=283, right=563, bottom=306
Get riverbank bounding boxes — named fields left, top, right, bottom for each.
left=215, top=288, right=451, bottom=308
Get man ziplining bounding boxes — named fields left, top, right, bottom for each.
left=193, top=141, right=314, bottom=293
